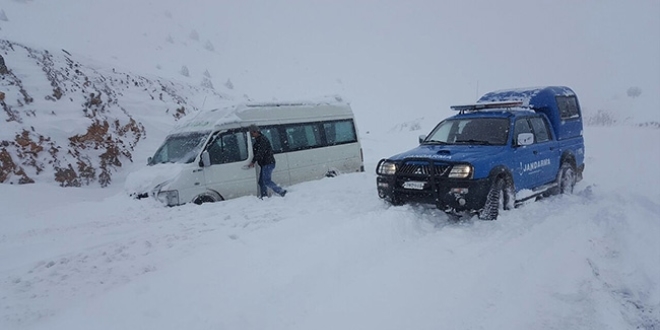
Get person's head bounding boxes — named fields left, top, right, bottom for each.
left=249, top=124, right=260, bottom=137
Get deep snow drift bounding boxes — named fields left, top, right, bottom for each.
left=1, top=125, right=658, bottom=330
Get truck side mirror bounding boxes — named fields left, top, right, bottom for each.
left=201, top=151, right=211, bottom=167
left=147, top=156, right=152, bottom=165
left=517, top=133, right=534, bottom=146
left=418, top=134, right=426, bottom=144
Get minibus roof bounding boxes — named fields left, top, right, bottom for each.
left=171, top=95, right=353, bottom=134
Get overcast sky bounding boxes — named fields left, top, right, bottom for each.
left=3, top=0, right=659, bottom=129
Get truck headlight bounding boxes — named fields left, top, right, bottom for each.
left=449, top=164, right=473, bottom=179
left=377, top=160, right=397, bottom=175
left=157, top=190, right=180, bottom=206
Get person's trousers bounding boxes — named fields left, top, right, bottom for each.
left=258, top=163, right=285, bottom=197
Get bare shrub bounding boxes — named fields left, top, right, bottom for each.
left=627, top=86, right=642, bottom=98
left=585, top=110, right=617, bottom=126
left=180, top=65, right=189, bottom=77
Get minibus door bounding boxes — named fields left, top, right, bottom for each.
left=202, top=130, right=258, bottom=199
left=257, top=126, right=291, bottom=189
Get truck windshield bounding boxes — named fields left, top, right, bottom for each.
left=425, top=118, right=509, bottom=145
left=149, top=132, right=210, bottom=165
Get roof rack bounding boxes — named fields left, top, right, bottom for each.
left=246, top=102, right=311, bottom=108
left=245, top=95, right=346, bottom=108
left=450, top=100, right=525, bottom=113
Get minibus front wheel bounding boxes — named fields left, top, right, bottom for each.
left=193, top=192, right=223, bottom=205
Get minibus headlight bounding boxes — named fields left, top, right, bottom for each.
left=157, top=190, right=179, bottom=206
left=377, top=161, right=397, bottom=175
left=448, top=164, right=473, bottom=179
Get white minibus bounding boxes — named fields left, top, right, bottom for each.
left=126, top=96, right=364, bottom=206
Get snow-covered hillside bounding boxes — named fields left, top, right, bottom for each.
left=0, top=39, right=236, bottom=187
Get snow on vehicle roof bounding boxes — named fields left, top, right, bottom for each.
left=172, top=95, right=350, bottom=133
left=477, top=86, right=575, bottom=107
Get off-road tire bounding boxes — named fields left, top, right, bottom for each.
left=558, top=163, right=576, bottom=194
left=479, top=177, right=513, bottom=220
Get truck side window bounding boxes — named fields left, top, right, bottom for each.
left=556, top=95, right=580, bottom=120
left=208, top=131, right=248, bottom=164
left=514, top=118, right=534, bottom=145
left=530, top=117, right=550, bottom=142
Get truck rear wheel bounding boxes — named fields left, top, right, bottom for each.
left=558, top=163, right=576, bottom=194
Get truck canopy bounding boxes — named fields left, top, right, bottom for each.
left=477, top=86, right=583, bottom=140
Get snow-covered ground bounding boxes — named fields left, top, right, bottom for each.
left=1, top=125, right=659, bottom=330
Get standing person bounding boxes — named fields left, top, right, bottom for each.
left=247, top=124, right=287, bottom=198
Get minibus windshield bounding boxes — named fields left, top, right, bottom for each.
left=149, top=132, right=210, bottom=165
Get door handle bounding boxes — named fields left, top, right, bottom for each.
left=533, top=150, right=538, bottom=155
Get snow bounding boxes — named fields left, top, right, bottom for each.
left=1, top=0, right=660, bottom=329
left=2, top=126, right=659, bottom=330
left=123, top=163, right=188, bottom=196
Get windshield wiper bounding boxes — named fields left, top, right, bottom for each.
left=423, top=140, right=450, bottom=145
left=455, top=139, right=492, bottom=145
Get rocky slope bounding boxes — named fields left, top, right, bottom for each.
left=0, top=39, right=230, bottom=187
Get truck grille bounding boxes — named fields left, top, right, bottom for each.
left=398, top=160, right=450, bottom=177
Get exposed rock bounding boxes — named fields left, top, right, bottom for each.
left=0, top=54, right=7, bottom=74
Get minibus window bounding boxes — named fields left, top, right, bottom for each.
left=208, top=131, right=248, bottom=164
left=150, top=132, right=209, bottom=164
left=260, top=127, right=283, bottom=153
left=324, top=120, right=357, bottom=145
left=285, top=124, right=322, bottom=150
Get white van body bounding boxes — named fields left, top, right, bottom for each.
left=126, top=96, right=364, bottom=206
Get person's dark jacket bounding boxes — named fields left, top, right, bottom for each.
left=251, top=134, right=276, bottom=166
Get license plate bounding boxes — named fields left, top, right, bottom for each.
left=403, top=181, right=426, bottom=190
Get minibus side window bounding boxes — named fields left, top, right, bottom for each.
left=323, top=120, right=357, bottom=145
left=260, top=127, right=284, bottom=153
left=285, top=123, right=322, bottom=150
left=208, top=131, right=248, bottom=164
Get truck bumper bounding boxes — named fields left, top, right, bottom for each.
left=377, top=175, right=492, bottom=212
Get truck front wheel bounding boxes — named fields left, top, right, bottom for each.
left=479, top=177, right=513, bottom=220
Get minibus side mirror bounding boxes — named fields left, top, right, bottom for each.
left=147, top=156, right=152, bottom=165
left=418, top=135, right=426, bottom=144
left=201, top=151, right=211, bottom=167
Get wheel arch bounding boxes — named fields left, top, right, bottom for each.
left=192, top=190, right=224, bottom=205
left=487, top=165, right=515, bottom=210
left=488, top=165, right=514, bottom=186
left=560, top=151, right=577, bottom=168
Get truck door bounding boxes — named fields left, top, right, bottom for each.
left=203, top=130, right=258, bottom=199
left=512, top=118, right=543, bottom=190
left=529, top=116, right=560, bottom=185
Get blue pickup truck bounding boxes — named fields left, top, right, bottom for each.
left=376, top=86, right=585, bottom=220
